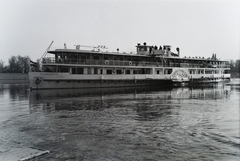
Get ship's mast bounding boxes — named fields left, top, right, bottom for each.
left=40, top=41, right=54, bottom=60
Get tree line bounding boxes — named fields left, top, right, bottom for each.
left=0, top=55, right=31, bottom=73
left=230, top=60, right=240, bottom=73
left=229, top=59, right=240, bottom=77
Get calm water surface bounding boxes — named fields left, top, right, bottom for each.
left=0, top=80, right=239, bottom=161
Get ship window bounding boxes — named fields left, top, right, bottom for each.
left=73, top=54, right=78, bottom=59
left=189, top=69, right=195, bottom=74
left=94, top=68, right=98, bottom=74
left=126, top=57, right=132, bottom=61
left=146, top=69, right=151, bottom=74
left=126, top=70, right=130, bottom=74
left=72, top=68, right=76, bottom=74
left=205, top=69, right=213, bottom=74
left=77, top=68, right=84, bottom=74
left=197, top=69, right=203, bottom=74
left=224, top=70, right=230, bottom=74
left=157, top=70, right=159, bottom=74
left=116, top=70, right=122, bottom=74
left=106, top=70, right=112, bottom=74
left=167, top=69, right=171, bottom=74
left=60, top=67, right=69, bottom=73
left=94, top=55, right=99, bottom=60
left=133, top=69, right=144, bottom=74
left=164, top=69, right=172, bottom=74
left=81, top=55, right=86, bottom=59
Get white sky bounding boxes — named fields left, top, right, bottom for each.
left=1, top=0, right=239, bottom=64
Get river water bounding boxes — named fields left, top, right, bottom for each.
left=0, top=80, right=239, bottom=161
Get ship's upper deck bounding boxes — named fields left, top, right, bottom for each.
left=42, top=43, right=230, bottom=69
left=47, top=46, right=227, bottom=63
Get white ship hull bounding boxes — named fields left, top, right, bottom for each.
left=29, top=70, right=230, bottom=90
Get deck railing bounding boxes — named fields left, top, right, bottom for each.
left=42, top=57, right=230, bottom=68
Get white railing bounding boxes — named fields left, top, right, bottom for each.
left=42, top=57, right=230, bottom=68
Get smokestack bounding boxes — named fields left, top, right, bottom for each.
left=176, top=47, right=180, bottom=56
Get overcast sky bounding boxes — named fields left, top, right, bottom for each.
left=1, top=0, right=239, bottom=63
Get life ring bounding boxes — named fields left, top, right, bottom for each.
left=129, top=61, right=132, bottom=65
left=105, top=60, right=109, bottom=65
left=35, top=78, right=41, bottom=85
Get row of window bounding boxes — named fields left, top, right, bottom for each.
left=54, top=53, right=227, bottom=65
left=189, top=69, right=227, bottom=74
left=46, top=66, right=229, bottom=75
left=71, top=68, right=152, bottom=75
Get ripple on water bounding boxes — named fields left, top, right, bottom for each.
left=0, top=82, right=239, bottom=160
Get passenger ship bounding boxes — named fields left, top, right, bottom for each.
left=29, top=42, right=231, bottom=90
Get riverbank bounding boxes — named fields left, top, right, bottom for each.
left=0, top=73, right=29, bottom=83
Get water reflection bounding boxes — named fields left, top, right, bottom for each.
left=0, top=84, right=29, bottom=100
left=29, top=84, right=231, bottom=113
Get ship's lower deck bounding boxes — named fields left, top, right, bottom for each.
left=31, top=79, right=174, bottom=90
left=29, top=71, right=231, bottom=90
